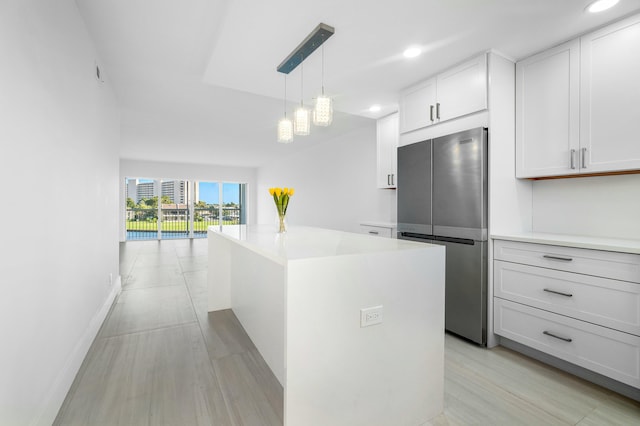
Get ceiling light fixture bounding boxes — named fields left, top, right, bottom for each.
left=403, top=46, right=422, bottom=58
left=276, top=23, right=335, bottom=141
left=294, top=57, right=310, bottom=136
left=277, top=75, right=293, bottom=143
left=313, top=44, right=333, bottom=126
left=586, top=0, right=619, bottom=13
left=369, top=104, right=381, bottom=113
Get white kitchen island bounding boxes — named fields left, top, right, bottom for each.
left=208, top=225, right=445, bottom=426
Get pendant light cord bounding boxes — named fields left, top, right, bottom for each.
left=283, top=74, right=287, bottom=118
left=321, top=44, right=325, bottom=95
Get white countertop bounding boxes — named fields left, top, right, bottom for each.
left=491, top=232, right=640, bottom=254
left=209, top=224, right=437, bottom=265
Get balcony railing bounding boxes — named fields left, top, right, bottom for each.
left=126, top=207, right=242, bottom=240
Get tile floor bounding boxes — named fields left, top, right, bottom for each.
left=54, top=238, right=640, bottom=425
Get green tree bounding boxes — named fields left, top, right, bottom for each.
left=126, top=197, right=135, bottom=208
left=138, top=196, right=158, bottom=209
left=195, top=200, right=207, bottom=208
left=161, top=195, right=172, bottom=205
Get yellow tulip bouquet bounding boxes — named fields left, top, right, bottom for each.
left=269, top=187, right=294, bottom=233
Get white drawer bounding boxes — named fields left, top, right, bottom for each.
left=494, top=260, right=640, bottom=336
left=494, top=240, right=640, bottom=283
left=360, top=225, right=393, bottom=238
left=494, top=298, right=640, bottom=388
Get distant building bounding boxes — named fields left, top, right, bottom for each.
left=126, top=179, right=137, bottom=202
left=137, top=182, right=155, bottom=201
left=126, top=178, right=197, bottom=204
left=161, top=180, right=186, bottom=204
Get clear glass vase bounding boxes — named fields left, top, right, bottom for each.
left=278, top=214, right=287, bottom=233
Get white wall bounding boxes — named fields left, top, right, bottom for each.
left=119, top=159, right=258, bottom=239
left=0, top=1, right=120, bottom=425
left=120, top=159, right=257, bottom=184
left=256, top=124, right=396, bottom=233
left=532, top=174, right=640, bottom=239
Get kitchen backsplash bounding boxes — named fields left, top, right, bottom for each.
left=531, top=174, right=640, bottom=240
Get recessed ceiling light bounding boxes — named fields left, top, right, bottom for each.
left=403, top=46, right=422, bottom=59
left=369, top=104, right=381, bottom=113
left=586, top=0, right=619, bottom=13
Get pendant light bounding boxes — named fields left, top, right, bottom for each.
left=276, top=23, right=334, bottom=142
left=294, top=56, right=310, bottom=136
left=313, top=44, right=333, bottom=126
left=277, top=75, right=293, bottom=143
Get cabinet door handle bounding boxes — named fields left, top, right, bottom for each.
left=430, top=105, right=434, bottom=122
left=387, top=174, right=391, bottom=186
left=570, top=149, right=576, bottom=169
left=543, top=288, right=573, bottom=297
left=391, top=174, right=394, bottom=185
left=543, top=330, right=572, bottom=342
left=436, top=103, right=441, bottom=120
left=543, top=254, right=573, bottom=262
left=368, top=231, right=379, bottom=235
left=581, top=147, right=587, bottom=169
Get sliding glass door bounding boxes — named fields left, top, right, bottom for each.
left=125, top=178, right=246, bottom=241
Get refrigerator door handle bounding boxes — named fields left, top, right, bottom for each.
left=398, top=232, right=433, bottom=241
left=434, top=235, right=475, bottom=245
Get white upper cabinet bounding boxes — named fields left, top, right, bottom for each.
left=377, top=112, right=399, bottom=188
left=516, top=13, right=640, bottom=178
left=399, top=54, right=487, bottom=134
left=399, top=79, right=436, bottom=133
left=580, top=14, right=640, bottom=173
left=516, top=40, right=580, bottom=178
left=436, top=54, right=487, bottom=122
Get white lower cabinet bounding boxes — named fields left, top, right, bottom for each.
left=493, top=239, right=640, bottom=389
left=495, top=298, right=640, bottom=388
left=359, top=223, right=395, bottom=238
left=494, top=260, right=640, bottom=335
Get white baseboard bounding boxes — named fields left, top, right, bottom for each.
left=33, top=276, right=122, bottom=426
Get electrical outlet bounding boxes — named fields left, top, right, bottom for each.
left=360, top=305, right=383, bottom=327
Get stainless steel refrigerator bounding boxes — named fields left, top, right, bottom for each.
left=397, top=127, right=488, bottom=345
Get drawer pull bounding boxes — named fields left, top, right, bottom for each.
left=543, top=330, right=573, bottom=343
left=543, top=255, right=573, bottom=262
left=543, top=288, right=573, bottom=297
left=369, top=231, right=379, bottom=235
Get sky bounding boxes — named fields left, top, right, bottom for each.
left=126, top=178, right=240, bottom=204
left=199, top=182, right=240, bottom=204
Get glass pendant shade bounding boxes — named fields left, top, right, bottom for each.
left=277, top=117, right=293, bottom=143
left=294, top=106, right=311, bottom=135
left=313, top=95, right=333, bottom=126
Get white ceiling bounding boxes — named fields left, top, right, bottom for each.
left=75, top=0, right=640, bottom=168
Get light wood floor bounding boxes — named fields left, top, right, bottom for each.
left=54, top=238, right=640, bottom=425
